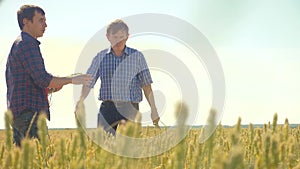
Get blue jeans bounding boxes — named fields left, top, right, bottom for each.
left=98, top=101, right=139, bottom=135
left=12, top=109, right=42, bottom=147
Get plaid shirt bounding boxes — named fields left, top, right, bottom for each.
left=87, top=46, right=153, bottom=102
left=6, top=32, right=53, bottom=119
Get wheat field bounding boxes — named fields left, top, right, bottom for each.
left=1, top=104, right=300, bottom=169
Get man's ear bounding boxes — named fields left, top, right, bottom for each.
left=23, top=18, right=29, bottom=26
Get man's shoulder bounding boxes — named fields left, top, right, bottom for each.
left=92, top=48, right=109, bottom=60
left=97, top=48, right=109, bottom=56
left=90, top=48, right=110, bottom=64
left=126, top=46, right=139, bottom=52
left=12, top=35, right=39, bottom=52
left=10, top=35, right=28, bottom=53
left=126, top=46, right=142, bottom=56
left=13, top=34, right=24, bottom=46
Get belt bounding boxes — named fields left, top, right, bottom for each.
left=102, top=100, right=139, bottom=110
left=102, top=100, right=139, bottom=104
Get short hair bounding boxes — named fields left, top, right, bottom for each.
left=17, top=5, right=45, bottom=30
left=106, top=19, right=129, bottom=35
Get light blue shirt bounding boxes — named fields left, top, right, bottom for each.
left=87, top=46, right=153, bottom=102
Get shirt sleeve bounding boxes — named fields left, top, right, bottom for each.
left=19, top=42, right=53, bottom=88
left=137, top=52, right=153, bottom=86
left=86, top=53, right=101, bottom=88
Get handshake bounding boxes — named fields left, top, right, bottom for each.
left=69, top=73, right=93, bottom=86
left=47, top=73, right=93, bottom=92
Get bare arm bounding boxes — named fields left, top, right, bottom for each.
left=79, top=85, right=91, bottom=101
left=75, top=84, right=92, bottom=112
left=142, top=85, right=160, bottom=124
left=48, top=74, right=93, bottom=89
left=48, top=77, right=72, bottom=88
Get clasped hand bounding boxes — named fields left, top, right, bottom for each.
left=71, top=74, right=93, bottom=86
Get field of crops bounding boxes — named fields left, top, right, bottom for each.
left=1, top=105, right=300, bottom=169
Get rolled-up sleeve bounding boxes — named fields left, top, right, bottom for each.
left=138, top=52, right=153, bottom=86
left=86, top=53, right=101, bottom=88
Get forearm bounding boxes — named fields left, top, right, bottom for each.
left=48, top=77, right=72, bottom=88
left=48, top=74, right=92, bottom=89
left=143, top=85, right=157, bottom=111
left=143, top=85, right=160, bottom=123
left=80, top=85, right=91, bottom=101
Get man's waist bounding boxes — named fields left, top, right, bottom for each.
left=99, top=95, right=142, bottom=103
left=99, top=90, right=143, bottom=102
left=102, top=100, right=139, bottom=110
left=102, top=100, right=139, bottom=104
left=9, top=106, right=50, bottom=120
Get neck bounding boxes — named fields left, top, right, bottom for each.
left=22, top=28, right=37, bottom=39
left=112, top=47, right=125, bottom=57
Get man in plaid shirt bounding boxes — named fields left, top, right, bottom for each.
left=5, top=5, right=92, bottom=146
left=78, top=19, right=160, bottom=135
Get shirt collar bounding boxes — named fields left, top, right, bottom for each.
left=106, top=46, right=129, bottom=56
left=21, top=31, right=41, bottom=45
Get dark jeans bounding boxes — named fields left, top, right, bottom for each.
left=98, top=101, right=139, bottom=135
left=12, top=109, right=45, bottom=147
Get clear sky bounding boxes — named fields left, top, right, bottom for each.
left=1, top=0, right=300, bottom=129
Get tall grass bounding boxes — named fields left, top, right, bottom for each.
left=0, top=108, right=300, bottom=168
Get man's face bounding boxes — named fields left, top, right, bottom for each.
left=24, top=11, right=47, bottom=38
left=107, top=30, right=128, bottom=50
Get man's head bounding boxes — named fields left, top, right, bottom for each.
left=106, top=19, right=129, bottom=51
left=17, top=5, right=47, bottom=38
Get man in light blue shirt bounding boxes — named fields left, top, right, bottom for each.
left=78, top=19, right=160, bottom=135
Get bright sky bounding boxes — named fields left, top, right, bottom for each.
left=1, top=0, right=300, bottom=129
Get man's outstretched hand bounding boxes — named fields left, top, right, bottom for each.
left=71, top=74, right=93, bottom=86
